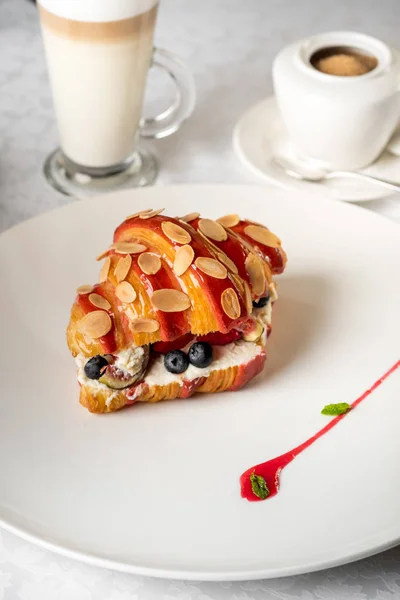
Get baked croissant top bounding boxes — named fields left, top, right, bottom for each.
left=67, top=209, right=287, bottom=359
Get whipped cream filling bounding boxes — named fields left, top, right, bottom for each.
left=141, top=338, right=262, bottom=389
left=114, top=346, right=146, bottom=373
left=75, top=301, right=273, bottom=401
left=75, top=346, right=145, bottom=388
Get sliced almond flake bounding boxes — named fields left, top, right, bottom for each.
left=115, top=281, right=137, bottom=303
left=217, top=252, right=239, bottom=274
left=161, top=221, right=191, bottom=244
left=138, top=252, right=161, bottom=275
left=231, top=273, right=244, bottom=295
left=244, top=225, right=281, bottom=248
left=151, top=289, right=191, bottom=312
left=126, top=208, right=153, bottom=220
left=96, top=249, right=110, bottom=261
left=99, top=256, right=111, bottom=283
left=217, top=214, right=240, bottom=228
left=269, top=282, right=278, bottom=302
left=173, top=244, right=194, bottom=276
left=198, top=219, right=228, bottom=242
left=112, top=242, right=147, bottom=254
left=89, top=293, right=111, bottom=311
left=243, top=281, right=253, bottom=315
left=76, top=285, right=93, bottom=295
left=245, top=253, right=266, bottom=296
left=79, top=310, right=112, bottom=339
left=197, top=229, right=213, bottom=246
left=130, top=318, right=160, bottom=333
left=179, top=212, right=200, bottom=223
left=114, top=254, right=132, bottom=283
left=221, top=288, right=241, bottom=320
left=124, top=304, right=136, bottom=321
left=195, top=257, right=227, bottom=279
left=139, top=208, right=164, bottom=219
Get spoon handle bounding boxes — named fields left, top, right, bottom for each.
left=326, top=170, right=400, bottom=193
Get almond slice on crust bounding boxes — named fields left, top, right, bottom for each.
left=221, top=288, right=241, bottom=320
left=179, top=212, right=200, bottom=223
left=195, top=257, right=227, bottom=279
left=231, top=272, right=244, bottom=295
left=151, top=289, right=191, bottom=312
left=198, top=218, right=228, bottom=242
left=243, top=281, right=253, bottom=315
left=161, top=221, right=192, bottom=244
left=126, top=208, right=153, bottom=220
left=89, top=293, right=111, bottom=311
left=79, top=310, right=112, bottom=338
left=173, top=245, right=194, bottom=276
left=244, top=225, right=281, bottom=248
left=139, top=208, right=164, bottom=219
left=130, top=318, right=160, bottom=333
left=114, top=254, right=132, bottom=283
left=217, top=214, right=240, bottom=228
left=217, top=251, right=239, bottom=274
left=112, top=242, right=147, bottom=254
left=138, top=252, right=162, bottom=275
left=99, top=256, right=111, bottom=283
left=115, top=281, right=137, bottom=303
left=96, top=249, right=110, bottom=261
left=245, top=253, right=266, bottom=296
left=76, top=285, right=93, bottom=295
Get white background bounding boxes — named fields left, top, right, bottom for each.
left=0, top=0, right=400, bottom=598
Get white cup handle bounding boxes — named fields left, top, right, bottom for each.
left=140, top=47, right=196, bottom=139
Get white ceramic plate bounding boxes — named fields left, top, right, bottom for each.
left=233, top=96, right=400, bottom=202
left=1, top=185, right=399, bottom=581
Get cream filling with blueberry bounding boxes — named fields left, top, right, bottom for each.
left=76, top=295, right=273, bottom=403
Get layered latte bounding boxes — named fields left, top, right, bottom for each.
left=39, top=0, right=159, bottom=169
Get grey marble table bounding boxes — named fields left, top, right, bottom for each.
left=0, top=0, right=400, bottom=598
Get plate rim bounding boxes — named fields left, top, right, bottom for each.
left=2, top=183, right=400, bottom=239
left=1, top=184, right=399, bottom=581
left=1, top=518, right=400, bottom=581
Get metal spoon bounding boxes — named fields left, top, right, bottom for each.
left=273, top=157, right=400, bottom=193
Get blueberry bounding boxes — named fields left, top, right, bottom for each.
left=164, top=350, right=189, bottom=374
left=188, top=342, right=213, bottom=368
left=84, top=355, right=109, bottom=380
left=252, top=292, right=270, bottom=309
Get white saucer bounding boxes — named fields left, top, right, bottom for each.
left=233, top=96, right=400, bottom=202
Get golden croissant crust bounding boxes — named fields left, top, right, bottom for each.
left=67, top=209, right=286, bottom=413
left=67, top=210, right=286, bottom=356
left=79, top=350, right=267, bottom=413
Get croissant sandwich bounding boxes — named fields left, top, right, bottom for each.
left=67, top=209, right=287, bottom=413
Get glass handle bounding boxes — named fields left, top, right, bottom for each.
left=140, top=47, right=196, bottom=139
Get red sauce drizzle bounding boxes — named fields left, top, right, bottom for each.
left=240, top=360, right=400, bottom=501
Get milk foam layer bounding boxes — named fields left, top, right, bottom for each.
left=39, top=0, right=158, bottom=22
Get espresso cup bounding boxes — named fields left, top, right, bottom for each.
left=38, top=0, right=196, bottom=196
left=273, top=32, right=400, bottom=171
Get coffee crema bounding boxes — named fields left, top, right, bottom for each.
left=39, top=4, right=158, bottom=42
left=311, top=46, right=378, bottom=77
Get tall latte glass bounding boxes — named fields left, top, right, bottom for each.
left=38, top=0, right=195, bottom=196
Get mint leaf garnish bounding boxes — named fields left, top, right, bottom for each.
left=321, top=402, right=351, bottom=416
left=250, top=471, right=270, bottom=499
